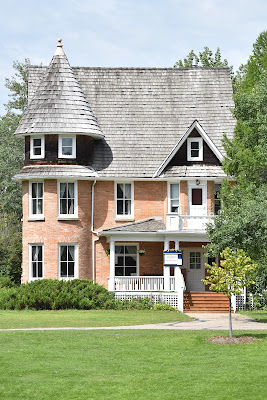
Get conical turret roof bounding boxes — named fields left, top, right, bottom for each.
left=15, top=39, right=103, bottom=138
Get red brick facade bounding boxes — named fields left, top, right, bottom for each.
left=22, top=178, right=217, bottom=287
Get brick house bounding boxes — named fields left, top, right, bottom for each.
left=13, top=39, right=236, bottom=312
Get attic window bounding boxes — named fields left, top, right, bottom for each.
left=187, top=137, right=203, bottom=161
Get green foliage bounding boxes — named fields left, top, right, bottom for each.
left=174, top=47, right=231, bottom=70
left=0, top=276, right=17, bottom=288
left=154, top=303, right=175, bottom=311
left=208, top=31, right=267, bottom=295
left=0, top=212, right=22, bottom=284
left=0, top=279, right=174, bottom=311
left=202, top=248, right=257, bottom=296
left=5, top=58, right=30, bottom=113
left=0, top=113, right=24, bottom=216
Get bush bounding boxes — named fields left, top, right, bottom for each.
left=154, top=303, right=175, bottom=311
left=0, top=276, right=17, bottom=288
left=0, top=279, right=116, bottom=310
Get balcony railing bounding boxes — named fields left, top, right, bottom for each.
left=166, top=213, right=214, bottom=231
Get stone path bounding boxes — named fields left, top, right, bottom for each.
left=0, top=313, right=266, bottom=331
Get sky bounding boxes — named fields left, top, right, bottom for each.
left=0, top=0, right=266, bottom=115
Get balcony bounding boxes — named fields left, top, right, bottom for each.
left=166, top=213, right=214, bottom=231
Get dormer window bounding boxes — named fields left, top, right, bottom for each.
left=58, top=135, right=76, bottom=158
left=187, top=137, right=203, bottom=161
left=30, top=136, right=44, bottom=159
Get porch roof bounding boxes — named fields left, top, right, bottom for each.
left=99, top=217, right=166, bottom=235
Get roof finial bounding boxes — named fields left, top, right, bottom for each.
left=54, top=38, right=65, bottom=56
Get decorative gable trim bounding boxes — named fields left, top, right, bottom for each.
left=153, top=120, right=223, bottom=178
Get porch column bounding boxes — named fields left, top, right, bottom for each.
left=164, top=239, right=170, bottom=291
left=108, top=240, right=115, bottom=291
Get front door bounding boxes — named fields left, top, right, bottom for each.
left=183, top=248, right=206, bottom=291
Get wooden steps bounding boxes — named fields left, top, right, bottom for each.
left=184, top=291, right=232, bottom=313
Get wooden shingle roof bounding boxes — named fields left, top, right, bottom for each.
left=24, top=54, right=235, bottom=178
left=14, top=40, right=103, bottom=138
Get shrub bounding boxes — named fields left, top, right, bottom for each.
left=154, top=303, right=175, bottom=311
left=0, top=276, right=17, bottom=288
left=0, top=279, right=116, bottom=310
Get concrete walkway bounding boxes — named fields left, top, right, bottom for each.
left=0, top=313, right=266, bottom=331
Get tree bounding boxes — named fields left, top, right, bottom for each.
left=174, top=47, right=231, bottom=69
left=0, top=113, right=24, bottom=215
left=5, top=58, right=30, bottom=113
left=0, top=59, right=29, bottom=281
left=0, top=211, right=22, bottom=284
left=207, top=31, right=267, bottom=298
left=202, top=248, right=257, bottom=338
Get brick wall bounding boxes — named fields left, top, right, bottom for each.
left=22, top=179, right=92, bottom=283
left=21, top=177, right=217, bottom=285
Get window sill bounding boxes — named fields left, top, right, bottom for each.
left=57, top=217, right=80, bottom=221
left=27, top=216, right=45, bottom=222
left=115, top=217, right=135, bottom=222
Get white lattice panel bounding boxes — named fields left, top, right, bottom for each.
left=115, top=292, right=180, bottom=309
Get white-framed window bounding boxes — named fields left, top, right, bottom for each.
left=115, top=244, right=138, bottom=276
left=190, top=251, right=201, bottom=269
left=29, top=244, right=44, bottom=280
left=214, top=183, right=221, bottom=215
left=29, top=182, right=44, bottom=219
left=168, top=182, right=180, bottom=213
left=58, top=181, right=78, bottom=218
left=59, top=244, right=78, bottom=279
left=115, top=182, right=134, bottom=219
left=187, top=137, right=203, bottom=161
left=30, top=136, right=45, bottom=159
left=58, top=135, right=76, bottom=158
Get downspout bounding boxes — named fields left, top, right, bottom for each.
left=91, top=179, right=99, bottom=283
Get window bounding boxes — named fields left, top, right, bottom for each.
left=59, top=244, right=77, bottom=279
left=168, top=183, right=180, bottom=213
left=115, top=183, right=134, bottom=219
left=58, top=182, right=77, bottom=218
left=190, top=251, right=201, bottom=269
left=58, top=135, right=76, bottom=158
left=115, top=245, right=137, bottom=276
left=191, top=188, right=202, bottom=205
left=214, top=184, right=221, bottom=214
left=29, top=182, right=44, bottom=218
left=30, top=244, right=43, bottom=279
left=30, top=136, right=44, bottom=159
left=187, top=137, right=203, bottom=161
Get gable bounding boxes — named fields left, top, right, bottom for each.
left=154, top=120, right=223, bottom=177
left=169, top=129, right=221, bottom=167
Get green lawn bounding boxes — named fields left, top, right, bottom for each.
left=0, top=330, right=266, bottom=400
left=0, top=309, right=191, bottom=329
left=240, top=310, right=267, bottom=323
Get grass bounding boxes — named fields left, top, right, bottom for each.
left=240, top=310, right=267, bottom=323
left=0, top=309, right=191, bottom=329
left=0, top=330, right=266, bottom=399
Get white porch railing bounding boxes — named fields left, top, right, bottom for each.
left=113, top=271, right=185, bottom=312
left=115, top=276, right=165, bottom=291
left=166, top=213, right=214, bottom=231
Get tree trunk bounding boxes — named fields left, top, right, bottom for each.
left=229, top=296, right=233, bottom=338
